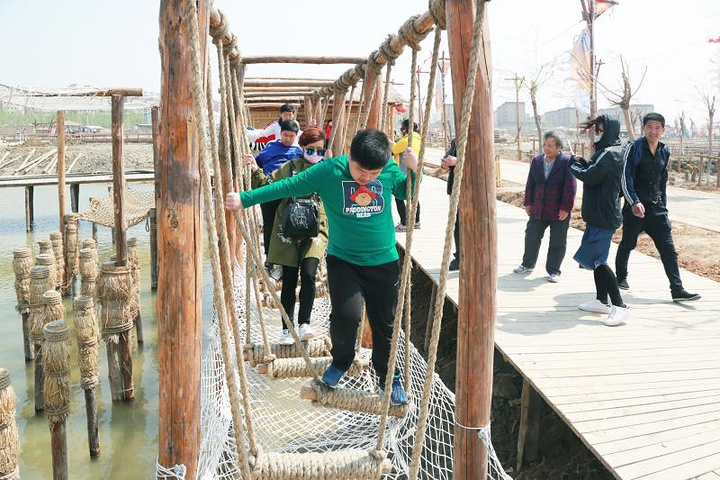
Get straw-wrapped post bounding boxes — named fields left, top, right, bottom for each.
left=28, top=265, right=52, bottom=412
left=63, top=214, right=80, bottom=296
left=0, top=368, right=20, bottom=480
left=73, top=295, right=100, bottom=457
left=35, top=252, right=57, bottom=292
left=49, top=231, right=65, bottom=290
left=13, top=248, right=34, bottom=361
left=127, top=237, right=143, bottom=345
left=79, top=248, right=98, bottom=298
left=43, top=320, right=71, bottom=480
left=97, top=261, right=134, bottom=402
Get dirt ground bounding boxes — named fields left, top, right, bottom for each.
left=496, top=185, right=720, bottom=284
left=0, top=142, right=153, bottom=176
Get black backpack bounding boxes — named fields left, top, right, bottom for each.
left=279, top=162, right=320, bottom=238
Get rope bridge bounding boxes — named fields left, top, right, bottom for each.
left=78, top=187, right=154, bottom=228
left=157, top=0, right=510, bottom=479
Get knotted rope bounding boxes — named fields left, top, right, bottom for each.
left=189, top=0, right=255, bottom=475
left=408, top=2, right=489, bottom=478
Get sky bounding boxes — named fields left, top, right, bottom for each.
left=1, top=0, right=719, bottom=125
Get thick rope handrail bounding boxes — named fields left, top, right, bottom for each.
left=185, top=1, right=253, bottom=477
left=408, top=2, right=489, bottom=478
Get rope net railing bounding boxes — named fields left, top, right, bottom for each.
left=156, top=0, right=510, bottom=479
left=78, top=187, right=154, bottom=228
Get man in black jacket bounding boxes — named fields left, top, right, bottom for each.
left=440, top=138, right=461, bottom=271
left=616, top=112, right=700, bottom=302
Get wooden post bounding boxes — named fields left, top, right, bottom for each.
left=25, top=185, right=34, bottom=232
left=150, top=208, right=158, bottom=290
left=157, top=0, right=205, bottom=475
left=329, top=90, right=347, bottom=154
left=363, top=68, right=383, bottom=130
left=57, top=111, right=67, bottom=236
left=70, top=184, right=80, bottom=213
left=516, top=379, right=542, bottom=471
left=110, top=94, right=134, bottom=404
left=44, top=320, right=71, bottom=480
left=447, top=1, right=496, bottom=479
left=112, top=96, right=128, bottom=266
left=304, top=96, right=316, bottom=125
left=22, top=312, right=34, bottom=361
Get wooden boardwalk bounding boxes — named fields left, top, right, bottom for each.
left=395, top=175, right=720, bottom=480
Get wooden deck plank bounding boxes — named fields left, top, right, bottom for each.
left=397, top=175, right=720, bottom=480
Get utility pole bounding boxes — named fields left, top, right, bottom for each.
left=438, top=51, right=451, bottom=149
left=506, top=74, right=524, bottom=161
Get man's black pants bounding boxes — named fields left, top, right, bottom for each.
left=521, top=218, right=570, bottom=275
left=260, top=199, right=281, bottom=258
left=615, top=209, right=683, bottom=293
left=395, top=198, right=421, bottom=226
left=326, top=255, right=400, bottom=382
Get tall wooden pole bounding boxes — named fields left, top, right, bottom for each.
left=110, top=94, right=134, bottom=403
left=112, top=96, right=128, bottom=267
left=329, top=90, right=347, bottom=154
left=157, top=0, right=206, bottom=476
left=57, top=111, right=66, bottom=234
left=446, top=1, right=496, bottom=479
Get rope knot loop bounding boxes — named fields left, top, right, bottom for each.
left=398, top=15, right=424, bottom=51
left=429, top=0, right=447, bottom=30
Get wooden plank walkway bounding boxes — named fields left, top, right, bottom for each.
left=395, top=174, right=720, bottom=480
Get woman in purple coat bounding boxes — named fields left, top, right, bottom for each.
left=514, top=131, right=577, bottom=282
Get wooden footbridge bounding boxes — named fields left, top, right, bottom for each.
left=396, top=174, right=720, bottom=480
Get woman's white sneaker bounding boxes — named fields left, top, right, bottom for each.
left=578, top=299, right=611, bottom=314
left=278, top=329, right=294, bottom=345
left=605, top=305, right=629, bottom=327
left=299, top=323, right=315, bottom=341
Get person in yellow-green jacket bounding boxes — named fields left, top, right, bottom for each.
left=391, top=119, right=422, bottom=231
left=226, top=129, right=418, bottom=406
left=245, top=126, right=330, bottom=346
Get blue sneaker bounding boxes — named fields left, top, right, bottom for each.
left=320, top=365, right=346, bottom=389
left=380, top=374, right=408, bottom=406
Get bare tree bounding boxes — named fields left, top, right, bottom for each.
left=505, top=73, right=525, bottom=161
left=696, top=87, right=716, bottom=186
left=678, top=111, right=687, bottom=174
left=526, top=63, right=554, bottom=151
left=598, top=56, right=647, bottom=138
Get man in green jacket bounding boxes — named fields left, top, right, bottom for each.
left=226, top=129, right=418, bottom=405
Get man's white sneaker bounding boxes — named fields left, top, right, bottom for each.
left=278, top=329, right=294, bottom=345
left=513, top=264, right=533, bottom=274
left=548, top=273, right=561, bottom=283
left=605, top=305, right=629, bottom=327
left=299, top=323, right=315, bottom=341
left=578, top=299, right=611, bottom=314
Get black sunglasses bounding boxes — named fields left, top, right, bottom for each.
left=305, top=147, right=325, bottom=156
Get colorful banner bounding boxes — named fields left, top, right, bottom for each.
left=594, top=0, right=618, bottom=19
left=570, top=28, right=592, bottom=92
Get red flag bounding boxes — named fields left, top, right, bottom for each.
left=594, top=0, right=618, bottom=19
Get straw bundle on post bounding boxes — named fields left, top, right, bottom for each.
left=97, top=261, right=134, bottom=402
left=49, top=231, right=65, bottom=290
left=35, top=253, right=57, bottom=293
left=127, top=237, right=143, bottom=345
left=82, top=238, right=97, bottom=259
left=63, top=214, right=80, bottom=296
left=72, top=295, right=100, bottom=457
left=29, top=265, right=52, bottom=412
left=43, top=320, right=71, bottom=480
left=79, top=248, right=98, bottom=298
left=0, top=369, right=20, bottom=480
left=13, top=248, right=34, bottom=361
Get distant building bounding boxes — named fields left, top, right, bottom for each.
left=495, top=101, right=527, bottom=129
left=599, top=104, right=655, bottom=134
left=542, top=107, right=588, bottom=129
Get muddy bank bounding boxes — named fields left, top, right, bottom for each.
left=0, top=143, right=153, bottom=176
